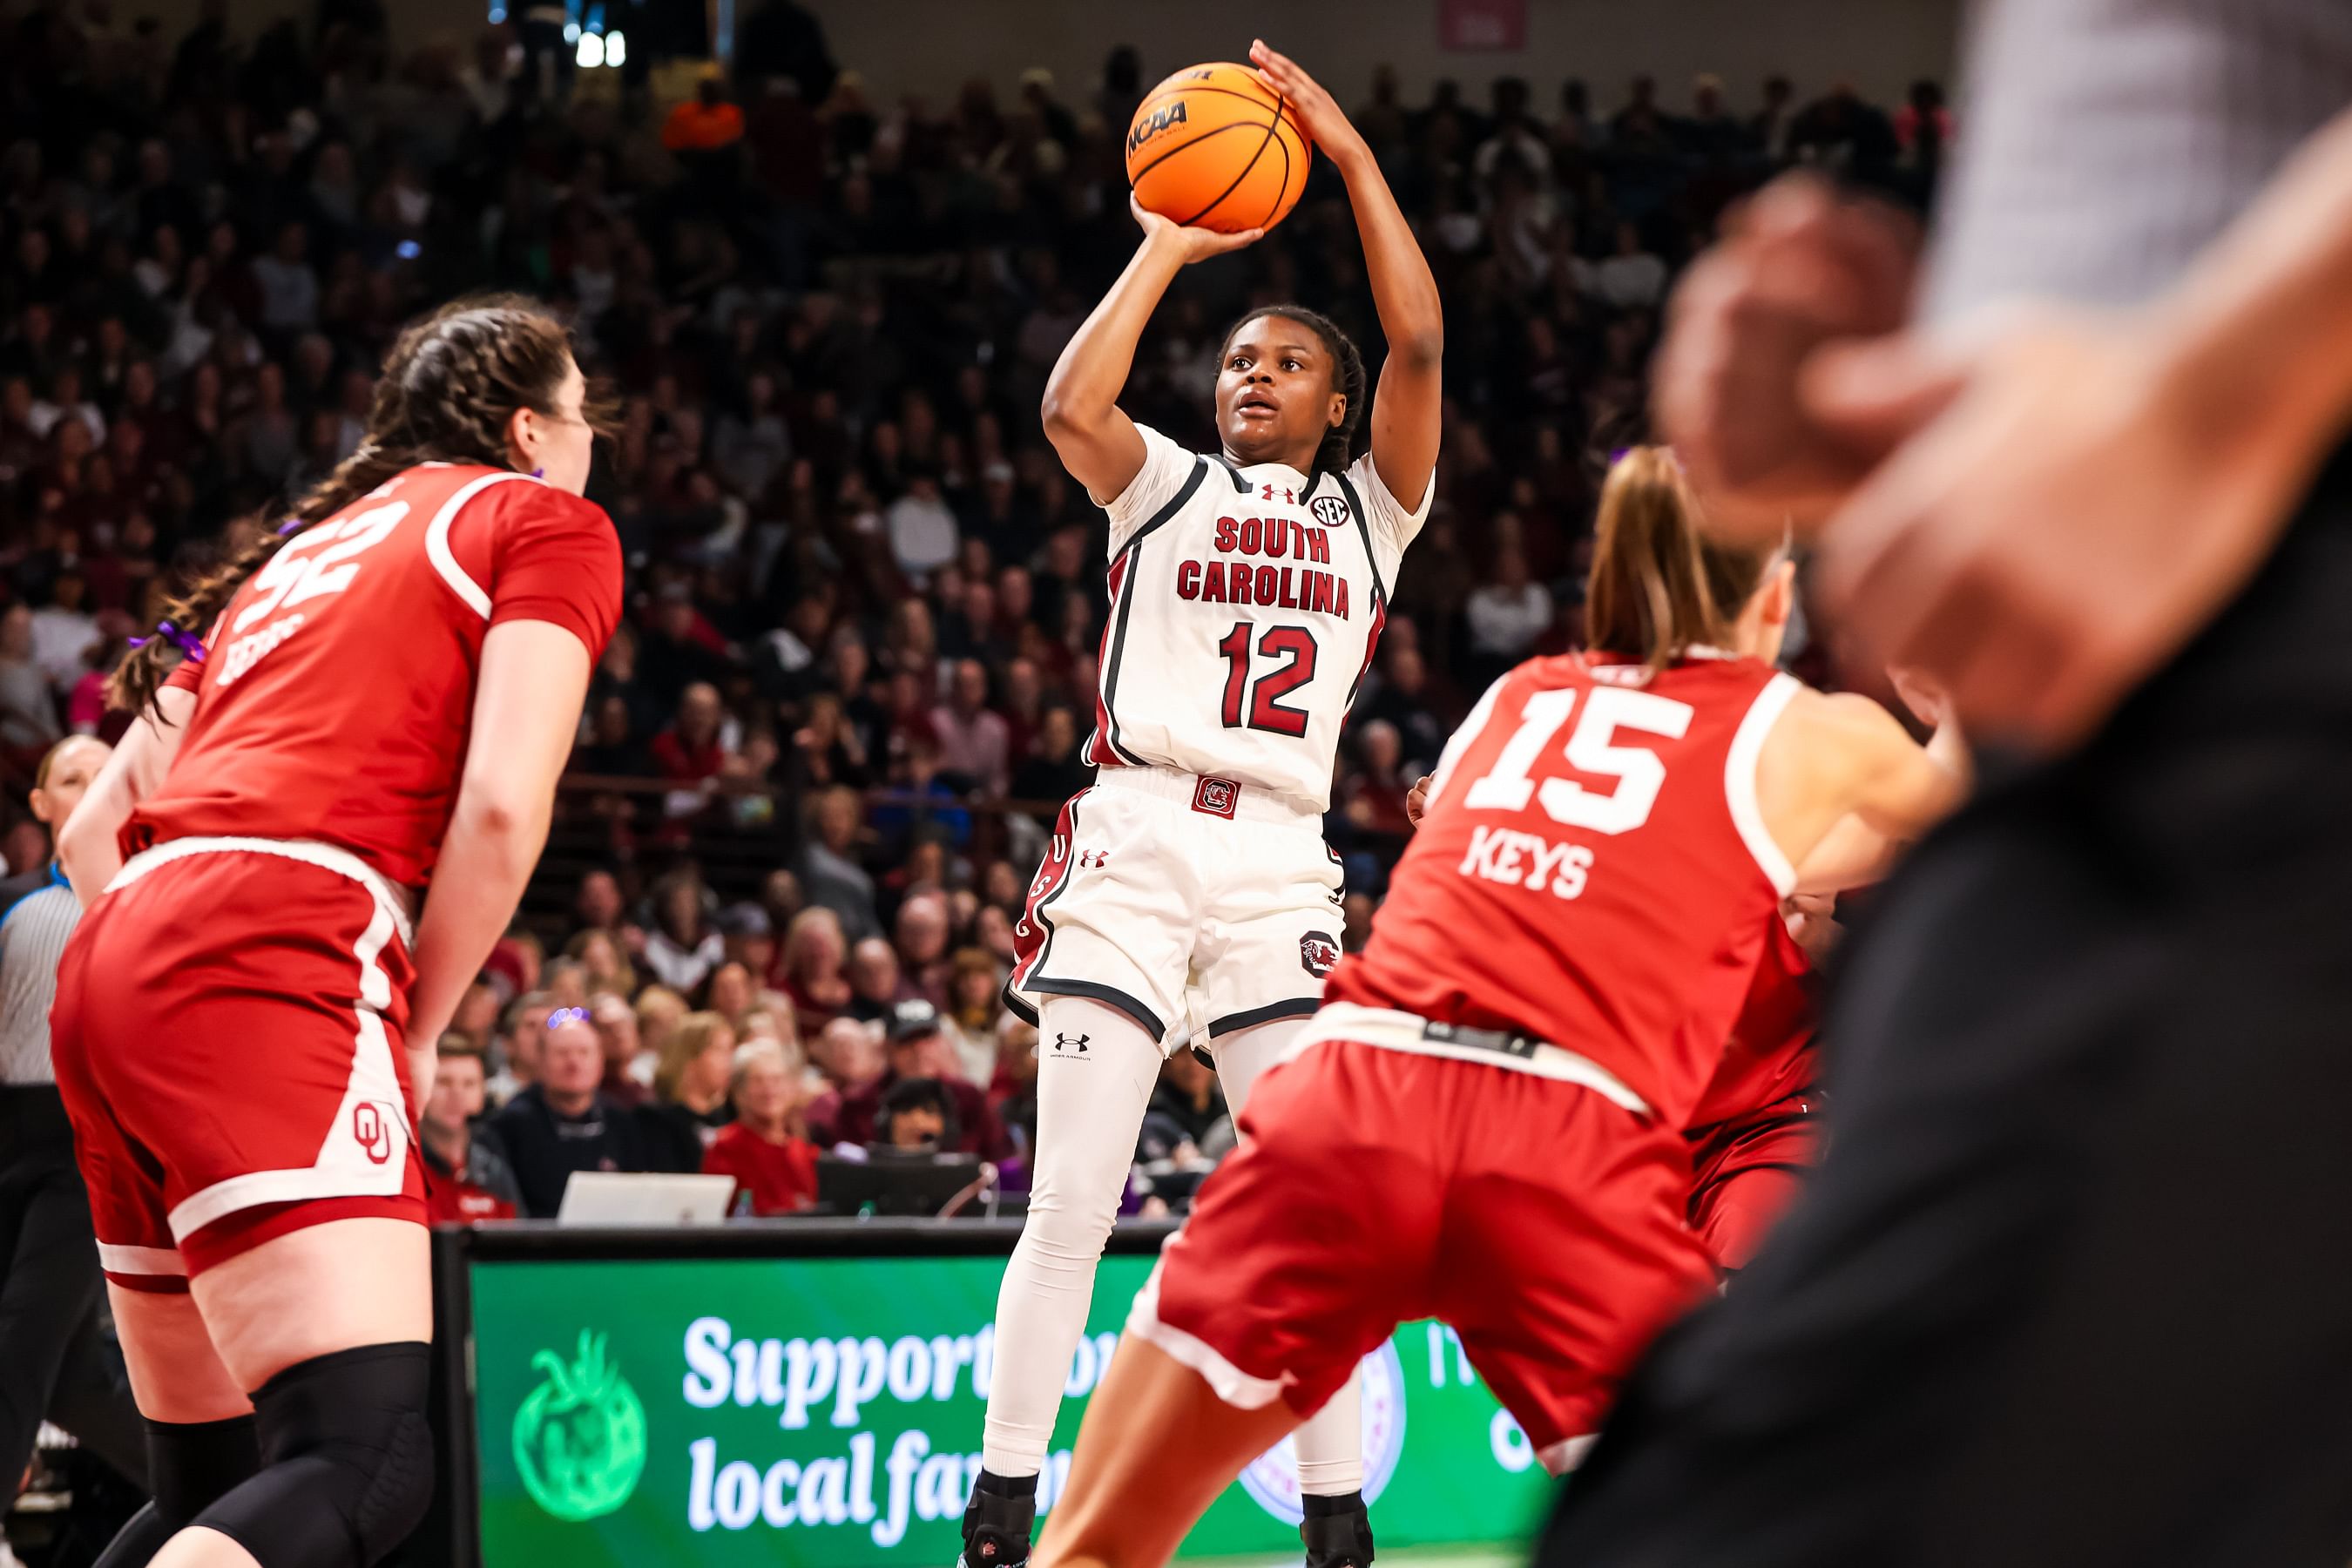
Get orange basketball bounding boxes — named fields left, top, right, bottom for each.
left=1125, top=62, right=1312, bottom=234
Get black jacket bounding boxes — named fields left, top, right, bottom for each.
left=486, top=1085, right=665, bottom=1218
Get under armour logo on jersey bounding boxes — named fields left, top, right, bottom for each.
left=1052, top=1032, right=1091, bottom=1053
left=1261, top=483, right=1297, bottom=505
left=1311, top=494, right=1351, bottom=528
left=1077, top=848, right=1111, bottom=868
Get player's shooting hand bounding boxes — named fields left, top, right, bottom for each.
left=1653, top=176, right=1926, bottom=543
left=1405, top=774, right=1431, bottom=826
left=1812, top=308, right=2308, bottom=752
left=1248, top=40, right=1365, bottom=166
left=1130, top=194, right=1263, bottom=264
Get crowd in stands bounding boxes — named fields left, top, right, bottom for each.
left=0, top=0, right=1949, bottom=1220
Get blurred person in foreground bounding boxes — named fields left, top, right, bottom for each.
left=1547, top=7, right=2352, bottom=1564
left=419, top=1040, right=521, bottom=1225
left=703, top=1040, right=820, bottom=1215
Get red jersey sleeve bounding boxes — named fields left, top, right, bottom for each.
left=481, top=484, right=625, bottom=659
left=164, top=655, right=203, bottom=693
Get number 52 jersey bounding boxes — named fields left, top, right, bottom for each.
left=1085, top=424, right=1430, bottom=813
left=126, top=463, right=624, bottom=889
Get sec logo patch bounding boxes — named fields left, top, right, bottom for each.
left=1310, top=494, right=1351, bottom=528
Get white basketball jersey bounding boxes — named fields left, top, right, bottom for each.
left=1084, top=423, right=1430, bottom=812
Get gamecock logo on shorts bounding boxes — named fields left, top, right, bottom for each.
left=351, top=1102, right=393, bottom=1165
left=1311, top=494, right=1351, bottom=528
left=1193, top=776, right=1240, bottom=819
left=1299, top=931, right=1342, bottom=978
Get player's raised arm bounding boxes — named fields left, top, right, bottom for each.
left=1041, top=200, right=1262, bottom=504
left=1252, top=39, right=1443, bottom=511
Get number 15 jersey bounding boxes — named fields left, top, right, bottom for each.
left=1085, top=424, right=1430, bottom=813
left=1324, top=649, right=1801, bottom=1128
left=126, top=463, right=624, bottom=890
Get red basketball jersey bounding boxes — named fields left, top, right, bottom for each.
left=1326, top=650, right=1800, bottom=1125
left=127, top=464, right=624, bottom=888
left=1685, top=913, right=1820, bottom=1134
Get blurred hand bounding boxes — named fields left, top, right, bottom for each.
left=1886, top=666, right=1951, bottom=730
left=1131, top=193, right=1262, bottom=264
left=1405, top=773, right=1431, bottom=825
left=1248, top=39, right=1363, bottom=165
left=1782, top=892, right=1843, bottom=963
left=1653, top=177, right=1926, bottom=540
left=1811, top=308, right=2309, bottom=751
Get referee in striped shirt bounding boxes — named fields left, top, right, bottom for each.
left=0, top=737, right=145, bottom=1565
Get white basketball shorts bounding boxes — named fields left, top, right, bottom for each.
left=1006, top=767, right=1345, bottom=1050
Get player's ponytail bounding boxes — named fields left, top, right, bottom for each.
left=1219, top=306, right=1366, bottom=479
left=1585, top=447, right=1778, bottom=675
left=111, top=295, right=594, bottom=716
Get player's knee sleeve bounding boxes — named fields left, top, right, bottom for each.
left=150, top=1412, right=263, bottom=1522
left=95, top=1414, right=263, bottom=1568
left=193, top=1342, right=434, bottom=1568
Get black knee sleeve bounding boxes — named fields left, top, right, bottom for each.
left=152, top=1413, right=264, bottom=1522
left=93, top=1415, right=262, bottom=1568
left=193, top=1342, right=434, bottom=1568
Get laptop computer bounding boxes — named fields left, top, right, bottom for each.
left=814, top=1151, right=985, bottom=1217
left=555, top=1171, right=735, bottom=1227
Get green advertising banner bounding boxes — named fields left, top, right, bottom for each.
left=472, top=1254, right=1549, bottom=1565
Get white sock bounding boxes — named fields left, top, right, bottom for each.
left=1213, top=1017, right=1367, bottom=1499
left=981, top=998, right=1162, bottom=1476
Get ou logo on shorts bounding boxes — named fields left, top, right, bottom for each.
left=352, top=1102, right=395, bottom=1165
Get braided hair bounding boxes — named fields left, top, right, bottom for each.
left=112, top=295, right=585, bottom=715
left=1218, top=305, right=1367, bottom=480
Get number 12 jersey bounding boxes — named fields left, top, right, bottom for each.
left=1085, top=424, right=1429, bottom=813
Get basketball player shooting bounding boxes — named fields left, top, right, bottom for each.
left=964, top=40, right=1442, bottom=1568
left=1031, top=449, right=1964, bottom=1568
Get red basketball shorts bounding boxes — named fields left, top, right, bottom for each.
left=51, top=839, right=423, bottom=1292
left=1686, top=1098, right=1823, bottom=1272
left=1130, top=1038, right=1714, bottom=1470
